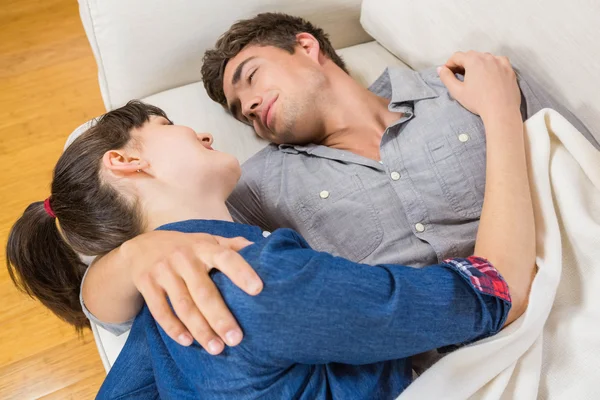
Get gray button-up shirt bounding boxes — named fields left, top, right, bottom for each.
left=227, top=66, right=597, bottom=267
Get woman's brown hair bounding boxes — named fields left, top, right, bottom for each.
left=5, top=101, right=169, bottom=330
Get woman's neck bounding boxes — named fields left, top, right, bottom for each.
left=142, top=190, right=233, bottom=232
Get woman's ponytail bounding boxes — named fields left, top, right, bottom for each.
left=6, top=200, right=89, bottom=330
left=5, top=101, right=167, bottom=330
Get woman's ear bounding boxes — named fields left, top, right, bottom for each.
left=296, top=32, right=322, bottom=63
left=102, top=150, right=149, bottom=174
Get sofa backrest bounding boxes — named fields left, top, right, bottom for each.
left=361, top=0, right=600, bottom=132
left=79, top=0, right=371, bottom=110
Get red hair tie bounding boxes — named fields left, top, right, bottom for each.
left=44, top=198, right=56, bottom=218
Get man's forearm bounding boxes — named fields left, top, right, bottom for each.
left=475, top=110, right=536, bottom=321
left=82, top=245, right=143, bottom=324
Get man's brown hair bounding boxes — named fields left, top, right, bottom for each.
left=201, top=12, right=348, bottom=107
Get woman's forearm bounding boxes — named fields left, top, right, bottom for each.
left=475, top=110, right=536, bottom=323
left=205, top=239, right=511, bottom=365
left=82, top=246, right=143, bottom=324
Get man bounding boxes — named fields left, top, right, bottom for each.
left=83, top=13, right=597, bottom=356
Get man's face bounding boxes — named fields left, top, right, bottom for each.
left=222, top=44, right=326, bottom=145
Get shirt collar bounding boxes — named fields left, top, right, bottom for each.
left=278, top=66, right=438, bottom=157
left=156, top=219, right=265, bottom=242
left=379, top=67, right=439, bottom=107
left=277, top=142, right=386, bottom=170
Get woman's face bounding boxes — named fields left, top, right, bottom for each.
left=133, top=116, right=241, bottom=197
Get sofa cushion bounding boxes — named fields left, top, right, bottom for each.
left=361, top=0, right=600, bottom=136
left=68, top=41, right=410, bottom=164
left=142, top=41, right=409, bottom=162
left=79, top=0, right=374, bottom=110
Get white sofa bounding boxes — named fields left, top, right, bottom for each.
left=73, top=0, right=600, bottom=393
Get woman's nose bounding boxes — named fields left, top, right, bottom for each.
left=197, top=132, right=214, bottom=146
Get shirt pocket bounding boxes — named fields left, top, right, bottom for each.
left=293, top=175, right=383, bottom=262
left=426, top=115, right=487, bottom=219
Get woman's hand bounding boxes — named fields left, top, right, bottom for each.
left=437, top=51, right=521, bottom=121
left=120, top=231, right=261, bottom=353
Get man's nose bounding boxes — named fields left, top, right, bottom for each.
left=242, top=95, right=262, bottom=120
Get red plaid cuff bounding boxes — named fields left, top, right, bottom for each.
left=443, top=256, right=511, bottom=303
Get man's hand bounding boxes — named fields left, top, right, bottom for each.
left=121, top=231, right=261, bottom=354
left=437, top=51, right=521, bottom=120
left=439, top=51, right=536, bottom=326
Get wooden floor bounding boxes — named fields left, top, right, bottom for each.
left=0, top=0, right=107, bottom=398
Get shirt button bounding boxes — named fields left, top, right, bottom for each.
left=262, top=231, right=271, bottom=238
left=458, top=133, right=470, bottom=142
left=390, top=171, right=401, bottom=181
left=379, top=160, right=384, bottom=165
left=319, top=190, right=330, bottom=199
left=415, top=223, right=425, bottom=232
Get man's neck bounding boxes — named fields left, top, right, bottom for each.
left=317, top=72, right=400, bottom=160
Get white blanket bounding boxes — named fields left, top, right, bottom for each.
left=399, top=109, right=600, bottom=400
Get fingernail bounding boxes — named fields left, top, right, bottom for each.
left=248, top=280, right=262, bottom=295
left=226, top=330, right=243, bottom=346
left=436, top=66, right=442, bottom=75
left=208, top=339, right=224, bottom=354
left=178, top=333, right=193, bottom=346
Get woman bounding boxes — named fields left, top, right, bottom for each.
left=6, top=59, right=535, bottom=399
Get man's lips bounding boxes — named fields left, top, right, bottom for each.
left=261, top=96, right=278, bottom=130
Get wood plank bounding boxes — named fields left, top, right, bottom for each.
left=0, top=0, right=83, bottom=55
left=38, top=374, right=106, bottom=400
left=0, top=0, right=106, bottom=397
left=0, top=302, right=79, bottom=365
left=0, top=335, right=105, bottom=399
